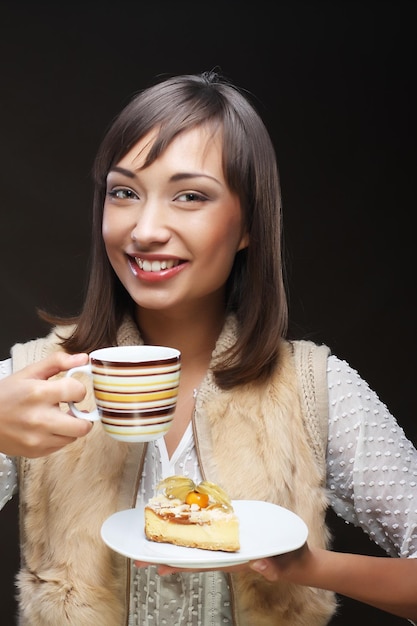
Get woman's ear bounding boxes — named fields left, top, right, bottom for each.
left=237, top=232, right=249, bottom=251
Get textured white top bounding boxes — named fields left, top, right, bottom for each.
left=1, top=354, right=416, bottom=625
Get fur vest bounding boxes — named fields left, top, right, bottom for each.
left=12, top=315, right=336, bottom=625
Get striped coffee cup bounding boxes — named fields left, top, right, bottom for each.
left=66, top=345, right=181, bottom=442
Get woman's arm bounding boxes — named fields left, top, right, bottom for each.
left=0, top=352, right=92, bottom=457
left=250, top=546, right=417, bottom=622
left=138, top=547, right=417, bottom=621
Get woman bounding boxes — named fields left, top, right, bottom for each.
left=1, top=71, right=416, bottom=625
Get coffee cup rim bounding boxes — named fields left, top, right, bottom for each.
left=90, top=345, right=181, bottom=365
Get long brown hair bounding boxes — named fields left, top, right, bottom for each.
left=43, top=71, right=288, bottom=389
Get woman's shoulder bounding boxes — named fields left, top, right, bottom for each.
left=0, top=358, right=12, bottom=380
left=287, top=338, right=331, bottom=396
left=10, top=324, right=77, bottom=371
left=288, top=338, right=331, bottom=361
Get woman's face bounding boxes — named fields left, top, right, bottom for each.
left=102, top=125, right=248, bottom=316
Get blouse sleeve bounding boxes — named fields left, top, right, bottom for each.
left=0, top=358, right=18, bottom=510
left=326, top=354, right=417, bottom=558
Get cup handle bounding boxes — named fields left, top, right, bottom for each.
left=65, top=364, right=100, bottom=422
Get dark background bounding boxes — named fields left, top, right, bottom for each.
left=0, top=1, right=415, bottom=624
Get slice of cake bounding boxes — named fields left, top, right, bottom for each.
left=144, top=476, right=240, bottom=552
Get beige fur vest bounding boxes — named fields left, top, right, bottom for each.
left=12, top=316, right=336, bottom=625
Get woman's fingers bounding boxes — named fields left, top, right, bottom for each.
left=0, top=352, right=92, bottom=457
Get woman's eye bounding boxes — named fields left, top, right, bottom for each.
left=176, top=191, right=206, bottom=202
left=108, top=188, right=138, bottom=200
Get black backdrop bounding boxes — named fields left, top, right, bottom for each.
left=0, top=2, right=415, bottom=624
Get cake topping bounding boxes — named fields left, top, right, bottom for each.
left=155, top=476, right=233, bottom=512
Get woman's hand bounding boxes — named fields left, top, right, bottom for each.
left=250, top=546, right=417, bottom=622
left=0, top=352, right=92, bottom=457
left=132, top=547, right=308, bottom=576
left=135, top=543, right=417, bottom=622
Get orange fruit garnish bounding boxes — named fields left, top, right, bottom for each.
left=185, top=490, right=209, bottom=508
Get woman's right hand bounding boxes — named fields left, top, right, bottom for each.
left=0, top=352, right=92, bottom=457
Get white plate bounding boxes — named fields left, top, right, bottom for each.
left=101, top=500, right=308, bottom=568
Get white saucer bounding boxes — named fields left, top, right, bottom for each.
left=101, top=500, right=308, bottom=568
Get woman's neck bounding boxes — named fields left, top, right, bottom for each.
left=134, top=304, right=225, bottom=363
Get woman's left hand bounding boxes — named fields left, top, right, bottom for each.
left=135, top=546, right=417, bottom=622
left=134, top=544, right=308, bottom=577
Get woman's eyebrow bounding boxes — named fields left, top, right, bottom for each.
left=108, top=166, right=137, bottom=178
left=170, top=172, right=222, bottom=186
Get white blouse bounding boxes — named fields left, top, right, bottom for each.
left=1, top=354, right=416, bottom=625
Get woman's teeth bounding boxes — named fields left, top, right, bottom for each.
left=135, top=258, right=179, bottom=272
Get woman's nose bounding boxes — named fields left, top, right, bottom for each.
left=130, top=202, right=171, bottom=246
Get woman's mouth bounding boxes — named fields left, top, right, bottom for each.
left=135, top=257, right=180, bottom=272
left=128, top=256, right=186, bottom=282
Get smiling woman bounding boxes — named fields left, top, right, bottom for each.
left=102, top=126, right=248, bottom=313
left=0, top=71, right=416, bottom=626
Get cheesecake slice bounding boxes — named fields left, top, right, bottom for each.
left=144, top=476, right=240, bottom=552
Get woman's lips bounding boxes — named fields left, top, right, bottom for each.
left=128, top=256, right=186, bottom=282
